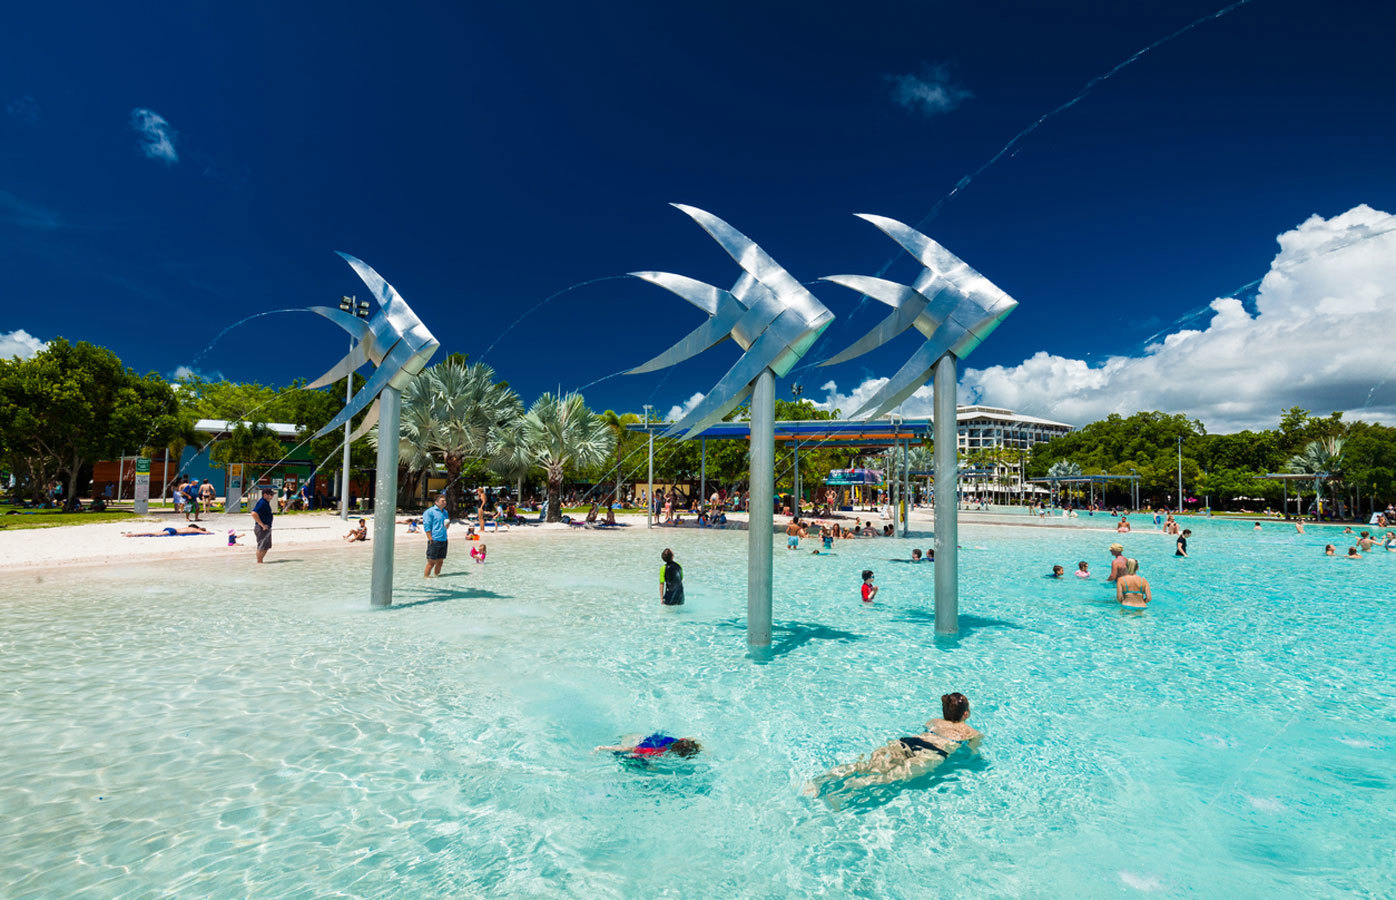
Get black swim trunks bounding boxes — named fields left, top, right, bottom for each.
left=426, top=539, right=447, bottom=561
left=898, top=736, right=949, bottom=758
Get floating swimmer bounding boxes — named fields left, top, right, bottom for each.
left=595, top=733, right=702, bottom=766
left=804, top=692, right=982, bottom=798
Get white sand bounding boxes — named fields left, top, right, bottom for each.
left=0, top=505, right=1198, bottom=574
left=0, top=510, right=661, bottom=572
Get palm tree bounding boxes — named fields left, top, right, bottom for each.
left=393, top=360, right=522, bottom=514
left=396, top=400, right=440, bottom=506
left=1284, top=436, right=1344, bottom=516
left=1047, top=459, right=1083, bottom=506
left=599, top=409, right=641, bottom=507
left=522, top=392, right=615, bottom=522
left=487, top=421, right=535, bottom=502
left=150, top=411, right=209, bottom=505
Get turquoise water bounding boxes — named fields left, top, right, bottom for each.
left=2, top=517, right=1393, bottom=898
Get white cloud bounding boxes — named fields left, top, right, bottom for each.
left=814, top=205, right=1396, bottom=432
left=0, top=329, right=47, bottom=360
left=666, top=392, right=705, bottom=422
left=171, top=364, right=222, bottom=382
left=130, top=107, right=178, bottom=164
left=888, top=64, right=972, bottom=117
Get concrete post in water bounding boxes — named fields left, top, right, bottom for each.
left=370, top=385, right=401, bottom=608
left=933, top=354, right=959, bottom=635
left=748, top=370, right=775, bottom=648
left=647, top=427, right=654, bottom=528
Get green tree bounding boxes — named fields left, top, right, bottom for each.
left=1284, top=436, right=1345, bottom=515
left=599, top=409, right=643, bottom=506
left=522, top=392, right=615, bottom=522
left=393, top=360, right=522, bottom=514
left=209, top=423, right=284, bottom=470
left=0, top=338, right=180, bottom=503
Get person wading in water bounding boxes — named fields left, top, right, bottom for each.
left=660, top=548, right=685, bottom=606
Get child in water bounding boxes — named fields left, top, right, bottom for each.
left=595, top=733, right=702, bottom=763
left=861, top=570, right=878, bottom=603
left=1048, top=565, right=1065, bottom=578
left=1075, top=561, right=1090, bottom=578
left=470, top=542, right=487, bottom=564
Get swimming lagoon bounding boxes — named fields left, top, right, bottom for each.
left=3, top=517, right=1392, bottom=898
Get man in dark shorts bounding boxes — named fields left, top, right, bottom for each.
left=251, top=487, right=275, bottom=563
left=422, top=493, right=450, bottom=577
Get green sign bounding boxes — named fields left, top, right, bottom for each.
left=135, top=457, right=151, bottom=474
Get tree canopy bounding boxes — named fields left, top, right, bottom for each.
left=0, top=338, right=180, bottom=503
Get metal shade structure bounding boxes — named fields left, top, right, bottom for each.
left=627, top=204, right=834, bottom=649
left=304, top=253, right=440, bottom=607
left=819, top=215, right=1019, bottom=635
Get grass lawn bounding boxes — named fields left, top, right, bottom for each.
left=0, top=507, right=139, bottom=531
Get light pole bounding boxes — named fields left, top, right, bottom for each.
left=1176, top=436, right=1183, bottom=514
left=791, top=382, right=803, bottom=515
left=338, top=294, right=371, bottom=521
left=889, top=412, right=903, bottom=537
left=643, top=404, right=654, bottom=527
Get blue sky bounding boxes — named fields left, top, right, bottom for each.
left=3, top=0, right=1395, bottom=430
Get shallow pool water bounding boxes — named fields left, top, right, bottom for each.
left=3, top=517, right=1393, bottom=898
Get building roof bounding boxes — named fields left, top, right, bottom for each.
left=625, top=407, right=1072, bottom=446
left=956, top=407, right=1073, bottom=428
left=194, top=419, right=303, bottom=440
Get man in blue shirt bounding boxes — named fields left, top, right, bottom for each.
left=251, top=487, right=275, bottom=563
left=422, top=493, right=450, bottom=577
left=183, top=480, right=201, bottom=522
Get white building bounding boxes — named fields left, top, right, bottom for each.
left=952, top=405, right=1073, bottom=453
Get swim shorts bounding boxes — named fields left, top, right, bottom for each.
left=787, top=535, right=798, bottom=548
left=426, top=539, right=448, bottom=561
left=254, top=524, right=272, bottom=551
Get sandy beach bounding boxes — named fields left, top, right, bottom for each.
left=0, top=504, right=1206, bottom=574
left=0, top=509, right=666, bottom=572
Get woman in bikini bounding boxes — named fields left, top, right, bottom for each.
left=1115, top=558, right=1151, bottom=608
left=804, top=692, right=982, bottom=796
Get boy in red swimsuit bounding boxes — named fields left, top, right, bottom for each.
left=861, top=570, right=878, bottom=603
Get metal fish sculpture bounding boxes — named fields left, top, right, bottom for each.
left=628, top=204, right=834, bottom=438
left=307, top=253, right=440, bottom=440
left=818, top=214, right=1017, bottom=420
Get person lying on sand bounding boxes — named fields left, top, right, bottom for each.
left=123, top=525, right=213, bottom=537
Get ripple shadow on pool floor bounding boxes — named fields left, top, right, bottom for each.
left=708, top=617, right=863, bottom=660
left=383, top=587, right=511, bottom=610
left=892, top=609, right=1031, bottom=637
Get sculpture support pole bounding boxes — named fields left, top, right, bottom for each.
left=647, top=429, right=654, bottom=528
left=700, top=439, right=706, bottom=503
left=933, top=355, right=958, bottom=635
left=370, top=385, right=401, bottom=608
left=748, top=369, right=775, bottom=648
